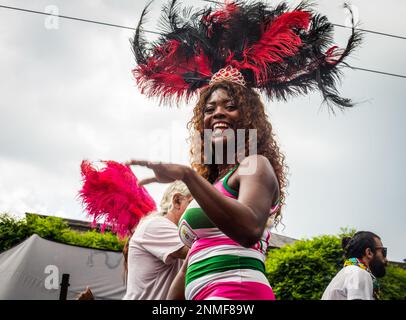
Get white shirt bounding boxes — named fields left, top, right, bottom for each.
left=321, top=265, right=374, bottom=300
left=123, top=215, right=184, bottom=300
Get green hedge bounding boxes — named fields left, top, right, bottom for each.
left=0, top=213, right=125, bottom=252
left=379, top=265, right=406, bottom=300
left=265, top=230, right=406, bottom=300
left=0, top=213, right=32, bottom=253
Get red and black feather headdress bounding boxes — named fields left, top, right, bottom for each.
left=131, top=0, right=362, bottom=110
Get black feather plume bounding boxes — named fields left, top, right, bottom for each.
left=131, top=0, right=363, bottom=109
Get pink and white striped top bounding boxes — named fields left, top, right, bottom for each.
left=178, top=164, right=278, bottom=300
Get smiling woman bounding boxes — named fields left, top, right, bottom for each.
left=190, top=80, right=287, bottom=222
left=126, top=82, right=288, bottom=300
left=128, top=0, right=362, bottom=300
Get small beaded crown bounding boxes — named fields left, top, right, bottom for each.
left=209, top=65, right=246, bottom=87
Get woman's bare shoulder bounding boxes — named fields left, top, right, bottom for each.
left=239, top=154, right=275, bottom=176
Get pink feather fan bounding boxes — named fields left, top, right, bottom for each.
left=79, top=160, right=156, bottom=238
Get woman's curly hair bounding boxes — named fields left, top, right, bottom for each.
left=187, top=81, right=288, bottom=225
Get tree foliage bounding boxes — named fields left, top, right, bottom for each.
left=379, top=265, right=406, bottom=300
left=0, top=213, right=125, bottom=253
left=266, top=234, right=344, bottom=300
left=0, top=213, right=31, bottom=253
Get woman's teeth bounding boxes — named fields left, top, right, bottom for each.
left=213, top=122, right=230, bottom=130
left=212, top=123, right=231, bottom=136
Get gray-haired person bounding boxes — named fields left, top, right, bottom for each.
left=123, top=181, right=192, bottom=300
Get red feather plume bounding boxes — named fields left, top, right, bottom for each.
left=79, top=160, right=156, bottom=238
left=231, top=11, right=310, bottom=82
left=202, top=2, right=238, bottom=36
left=132, top=40, right=211, bottom=103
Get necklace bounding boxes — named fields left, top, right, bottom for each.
left=344, top=258, right=381, bottom=300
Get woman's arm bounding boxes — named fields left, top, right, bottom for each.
left=127, top=155, right=278, bottom=247
left=166, top=258, right=188, bottom=300
left=183, top=155, right=278, bottom=247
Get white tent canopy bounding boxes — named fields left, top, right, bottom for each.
left=0, top=234, right=126, bottom=300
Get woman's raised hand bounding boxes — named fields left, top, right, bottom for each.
left=125, top=160, right=190, bottom=186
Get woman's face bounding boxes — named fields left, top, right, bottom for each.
left=203, top=88, right=241, bottom=145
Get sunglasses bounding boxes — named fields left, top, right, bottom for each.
left=375, top=246, right=387, bottom=257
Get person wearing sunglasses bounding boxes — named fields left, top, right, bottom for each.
left=322, top=231, right=388, bottom=300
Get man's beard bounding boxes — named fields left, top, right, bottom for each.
left=369, top=256, right=386, bottom=278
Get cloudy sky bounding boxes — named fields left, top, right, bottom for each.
left=0, top=0, right=405, bottom=262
